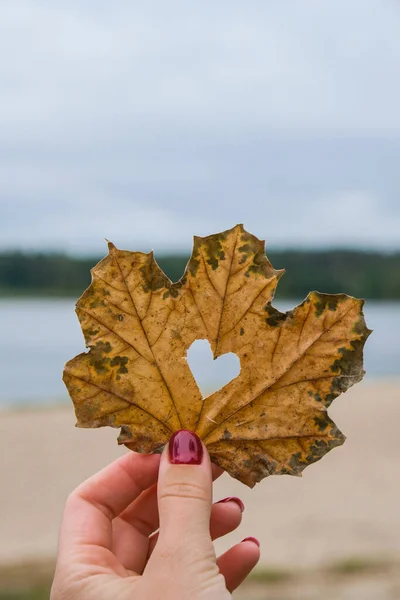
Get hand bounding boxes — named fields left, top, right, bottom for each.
left=51, top=430, right=260, bottom=599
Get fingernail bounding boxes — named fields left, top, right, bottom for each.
left=216, top=496, right=245, bottom=513
left=169, top=430, right=203, bottom=465
left=241, top=536, right=260, bottom=547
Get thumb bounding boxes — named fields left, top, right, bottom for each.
left=155, top=429, right=214, bottom=560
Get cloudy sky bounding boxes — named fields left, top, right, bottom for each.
left=1, top=0, right=400, bottom=255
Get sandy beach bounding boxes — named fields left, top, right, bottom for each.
left=1, top=379, right=399, bottom=572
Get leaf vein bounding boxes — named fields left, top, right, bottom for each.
left=112, top=251, right=183, bottom=428
left=203, top=301, right=359, bottom=438
left=70, top=373, right=173, bottom=432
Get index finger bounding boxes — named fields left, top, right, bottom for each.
left=59, top=451, right=161, bottom=553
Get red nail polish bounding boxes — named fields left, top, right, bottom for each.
left=241, top=536, right=260, bottom=547
left=169, top=430, right=203, bottom=465
left=216, top=496, right=245, bottom=512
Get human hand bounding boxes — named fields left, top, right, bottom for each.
left=51, top=430, right=260, bottom=600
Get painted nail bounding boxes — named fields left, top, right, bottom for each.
left=216, top=496, right=245, bottom=512
left=168, top=430, right=203, bottom=465
left=241, top=536, right=260, bottom=547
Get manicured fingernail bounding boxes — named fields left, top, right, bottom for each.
left=241, top=536, right=260, bottom=547
left=168, top=430, right=203, bottom=465
left=216, top=496, right=245, bottom=512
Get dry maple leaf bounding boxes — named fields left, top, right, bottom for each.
left=63, top=224, right=371, bottom=487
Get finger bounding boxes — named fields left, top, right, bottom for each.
left=150, top=430, right=214, bottom=571
left=115, top=461, right=224, bottom=542
left=113, top=460, right=226, bottom=572
left=59, top=452, right=160, bottom=555
left=210, top=497, right=244, bottom=539
left=147, top=496, right=244, bottom=556
left=112, top=483, right=158, bottom=573
left=217, top=538, right=260, bottom=592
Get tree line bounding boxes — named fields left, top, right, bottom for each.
left=0, top=249, right=399, bottom=300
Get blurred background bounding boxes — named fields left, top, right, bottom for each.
left=0, top=1, right=399, bottom=598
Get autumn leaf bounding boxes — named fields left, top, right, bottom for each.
left=63, top=224, right=371, bottom=487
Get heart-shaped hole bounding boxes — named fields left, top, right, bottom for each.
left=186, top=339, right=241, bottom=398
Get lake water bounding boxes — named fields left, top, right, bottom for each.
left=0, top=298, right=399, bottom=408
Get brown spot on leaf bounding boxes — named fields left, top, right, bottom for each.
left=140, top=254, right=170, bottom=293
left=89, top=341, right=112, bottom=374
left=110, top=355, right=129, bottom=375
left=264, top=304, right=287, bottom=327
left=314, top=294, right=344, bottom=318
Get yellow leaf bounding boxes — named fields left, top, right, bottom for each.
left=63, top=225, right=371, bottom=486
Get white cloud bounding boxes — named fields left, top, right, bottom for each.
left=1, top=0, right=400, bottom=252
left=1, top=0, right=400, bottom=139
left=259, top=189, right=400, bottom=249
left=1, top=186, right=398, bottom=254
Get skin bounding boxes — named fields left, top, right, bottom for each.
left=51, top=440, right=260, bottom=600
